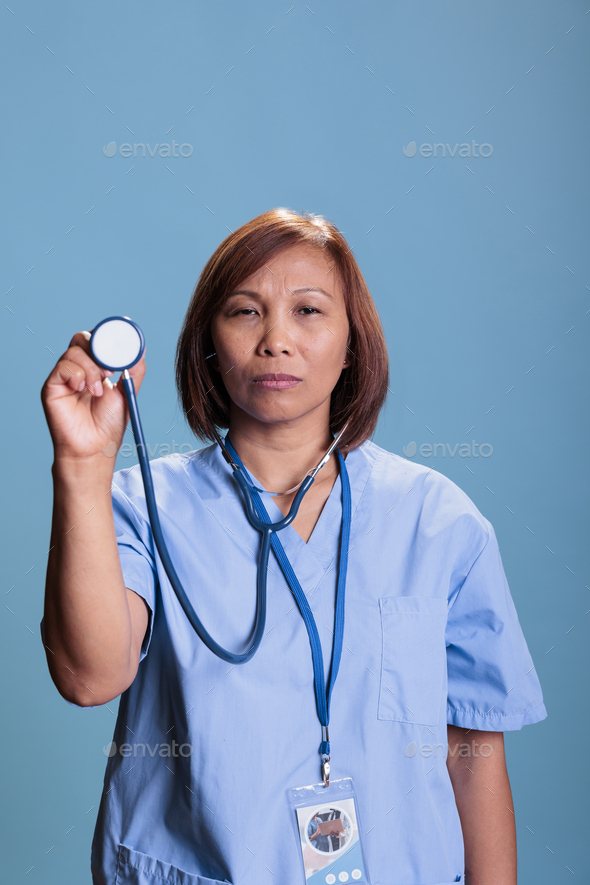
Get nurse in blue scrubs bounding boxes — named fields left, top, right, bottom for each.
left=308, top=814, right=331, bottom=853
left=40, top=207, right=547, bottom=885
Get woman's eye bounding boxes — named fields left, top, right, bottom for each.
left=233, top=306, right=320, bottom=316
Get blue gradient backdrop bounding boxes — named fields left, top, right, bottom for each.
left=1, top=2, right=588, bottom=882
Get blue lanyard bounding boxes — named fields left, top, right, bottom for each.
left=223, top=439, right=352, bottom=771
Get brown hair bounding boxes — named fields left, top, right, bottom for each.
left=175, top=207, right=389, bottom=453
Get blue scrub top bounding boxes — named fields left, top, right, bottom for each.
left=48, top=439, right=547, bottom=885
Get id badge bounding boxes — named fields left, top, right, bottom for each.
left=288, top=777, right=371, bottom=884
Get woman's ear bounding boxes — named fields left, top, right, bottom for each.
left=343, top=339, right=351, bottom=367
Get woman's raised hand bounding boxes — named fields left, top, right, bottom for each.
left=41, top=329, right=146, bottom=465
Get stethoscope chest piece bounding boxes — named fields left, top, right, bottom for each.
left=90, top=315, right=145, bottom=372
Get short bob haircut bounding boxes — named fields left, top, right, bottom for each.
left=175, top=207, right=389, bottom=454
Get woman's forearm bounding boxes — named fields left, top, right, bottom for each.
left=43, top=456, right=138, bottom=706
left=446, top=726, right=517, bottom=885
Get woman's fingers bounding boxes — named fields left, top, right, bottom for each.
left=45, top=328, right=146, bottom=404
left=47, top=343, right=114, bottom=398
left=40, top=327, right=145, bottom=463
left=62, top=331, right=112, bottom=395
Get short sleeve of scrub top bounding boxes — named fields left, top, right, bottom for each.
left=76, top=441, right=546, bottom=885
left=445, top=520, right=545, bottom=731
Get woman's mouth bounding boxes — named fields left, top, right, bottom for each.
left=252, top=373, right=302, bottom=390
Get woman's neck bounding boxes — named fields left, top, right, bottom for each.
left=225, top=413, right=340, bottom=496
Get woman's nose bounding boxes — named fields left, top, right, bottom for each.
left=257, top=311, right=295, bottom=354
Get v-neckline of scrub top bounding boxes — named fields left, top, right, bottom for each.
left=248, top=455, right=345, bottom=564
left=200, top=440, right=376, bottom=574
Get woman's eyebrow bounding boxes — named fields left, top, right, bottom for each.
left=287, top=286, right=334, bottom=300
left=227, top=286, right=334, bottom=300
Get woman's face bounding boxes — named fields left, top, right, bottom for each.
left=210, top=243, right=350, bottom=431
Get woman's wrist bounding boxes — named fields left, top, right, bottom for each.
left=52, top=451, right=116, bottom=488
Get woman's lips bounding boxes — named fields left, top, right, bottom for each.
left=252, top=373, right=302, bottom=390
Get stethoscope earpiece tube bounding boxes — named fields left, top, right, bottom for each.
left=120, top=370, right=316, bottom=664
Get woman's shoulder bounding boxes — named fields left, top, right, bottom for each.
left=357, top=438, right=492, bottom=538
left=112, top=446, right=212, bottom=498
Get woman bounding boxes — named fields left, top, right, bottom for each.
left=40, top=208, right=547, bottom=885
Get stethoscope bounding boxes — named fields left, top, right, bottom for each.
left=89, top=315, right=349, bottom=666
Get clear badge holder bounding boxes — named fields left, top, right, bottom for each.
left=288, top=777, right=372, bottom=884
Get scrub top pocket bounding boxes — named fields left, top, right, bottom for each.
left=378, top=596, right=448, bottom=726
left=115, top=844, right=231, bottom=885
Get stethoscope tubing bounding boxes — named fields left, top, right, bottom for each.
left=121, top=371, right=316, bottom=664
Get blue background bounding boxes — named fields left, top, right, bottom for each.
left=1, top=1, right=588, bottom=882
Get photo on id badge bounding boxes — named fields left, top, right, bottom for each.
left=296, top=797, right=367, bottom=882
